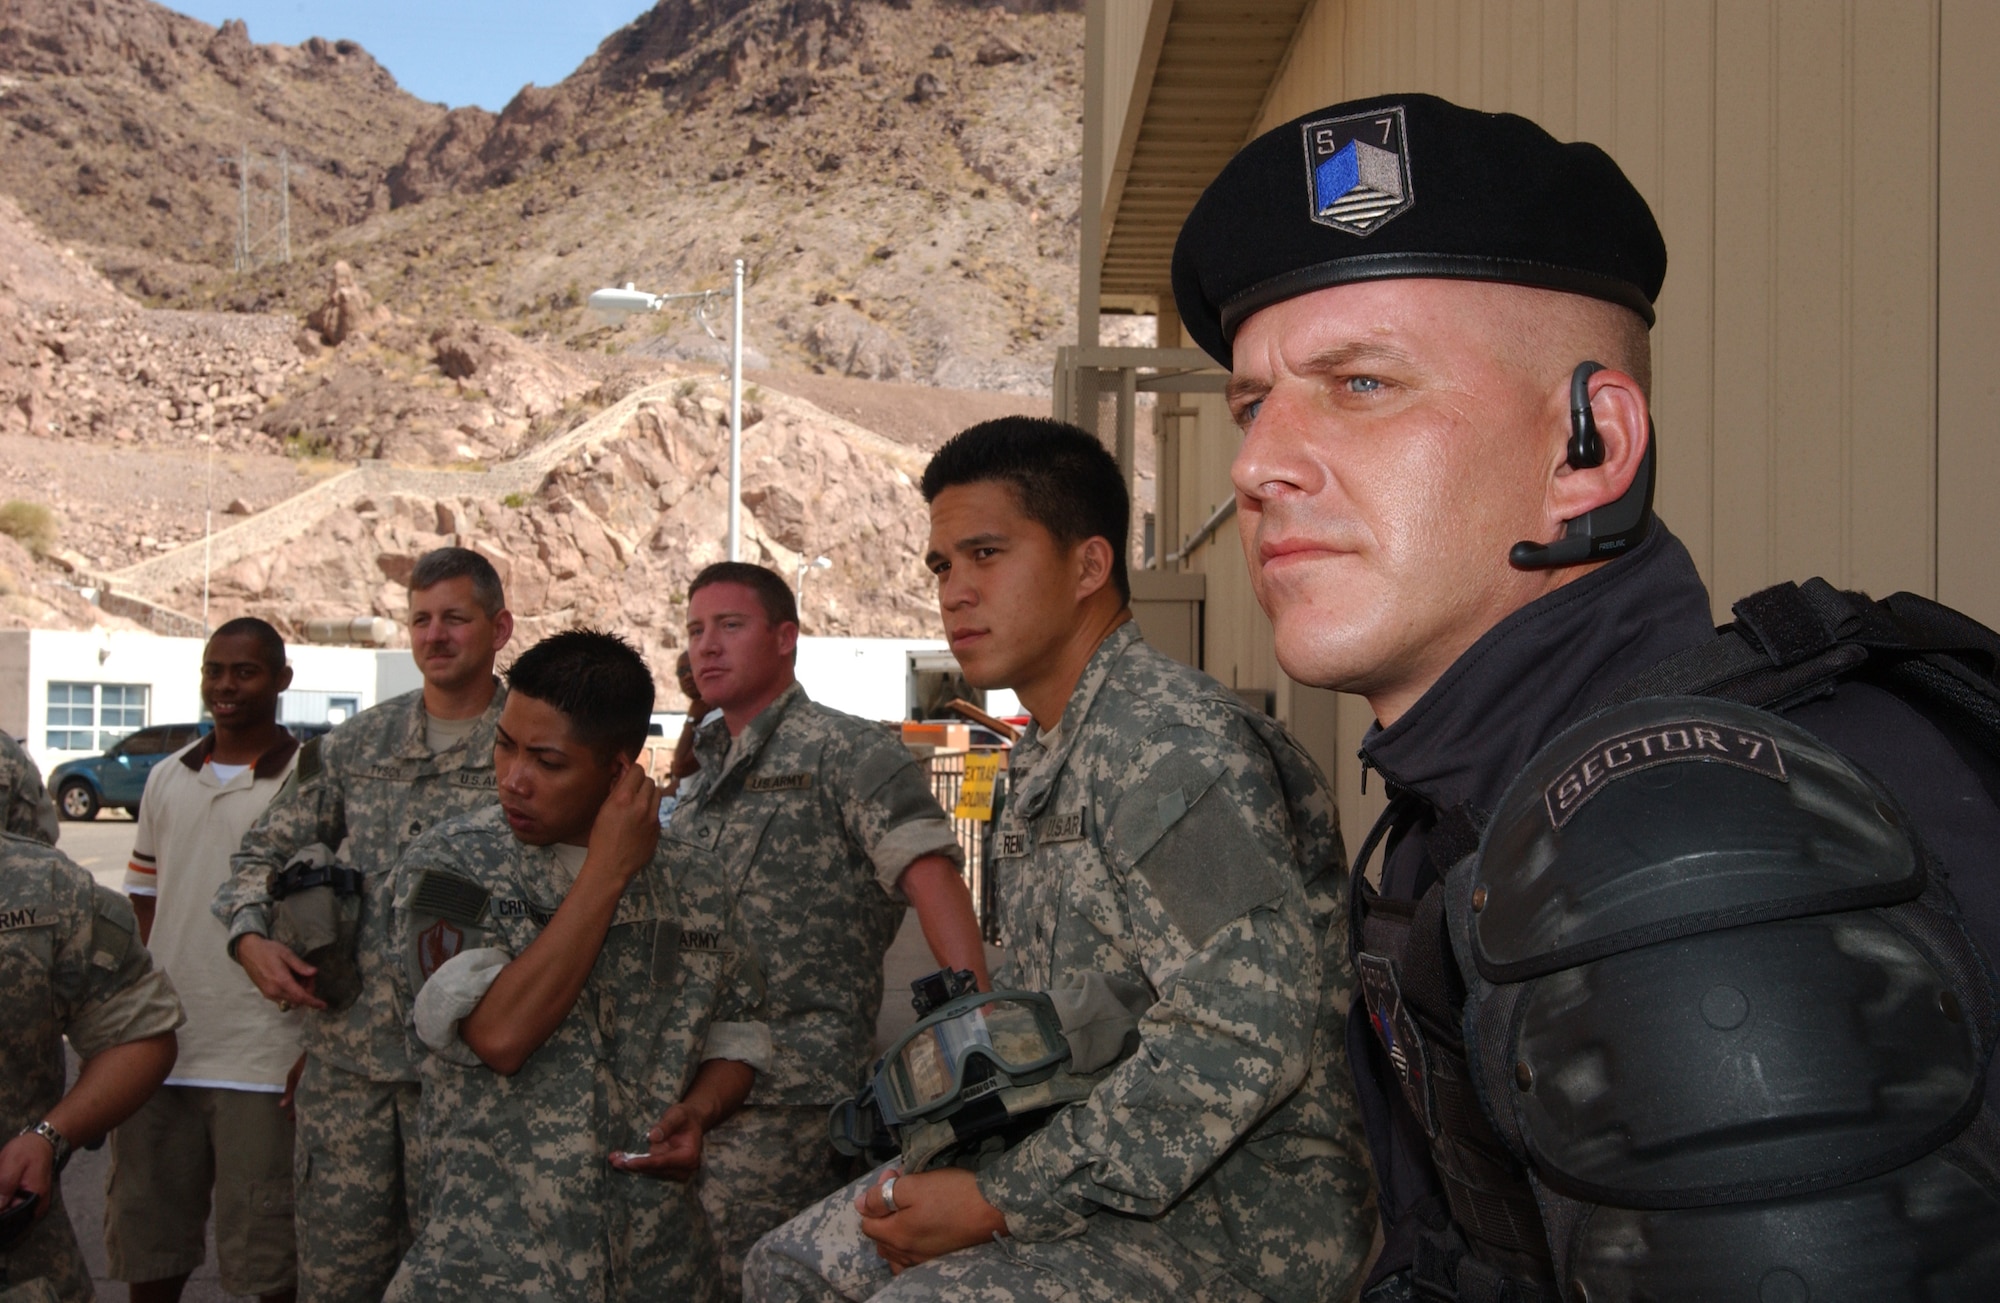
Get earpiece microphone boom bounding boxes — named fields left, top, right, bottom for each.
left=1509, top=360, right=1655, bottom=570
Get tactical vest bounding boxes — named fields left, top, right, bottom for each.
left=1353, top=580, right=2000, bottom=1301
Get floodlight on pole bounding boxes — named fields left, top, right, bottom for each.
left=585, top=284, right=662, bottom=315
left=795, top=553, right=831, bottom=594
left=586, top=266, right=750, bottom=561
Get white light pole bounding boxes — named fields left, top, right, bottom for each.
left=728, top=258, right=744, bottom=563
left=199, top=431, right=214, bottom=634
left=587, top=263, right=749, bottom=561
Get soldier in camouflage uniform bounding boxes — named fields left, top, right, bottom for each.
left=212, top=548, right=515, bottom=1303
left=746, top=419, right=1374, bottom=1302
left=673, top=563, right=988, bottom=1293
left=0, top=732, right=58, bottom=846
left=1, top=822, right=183, bottom=1302
left=384, top=630, right=767, bottom=1303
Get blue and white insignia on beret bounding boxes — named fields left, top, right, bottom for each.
left=1301, top=105, right=1414, bottom=236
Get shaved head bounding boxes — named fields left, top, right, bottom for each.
left=1488, top=285, right=1652, bottom=398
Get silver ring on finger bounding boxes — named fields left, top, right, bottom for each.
left=880, top=1175, right=899, bottom=1213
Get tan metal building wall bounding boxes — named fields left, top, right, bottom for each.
left=1127, top=0, right=2000, bottom=838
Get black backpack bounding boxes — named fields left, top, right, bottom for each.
left=1612, top=579, right=2000, bottom=776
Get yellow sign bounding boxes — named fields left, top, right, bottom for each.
left=953, top=752, right=1003, bottom=820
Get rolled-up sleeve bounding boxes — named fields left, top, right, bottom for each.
left=839, top=733, right=963, bottom=894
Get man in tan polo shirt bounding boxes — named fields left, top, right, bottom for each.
left=111, top=617, right=303, bottom=1303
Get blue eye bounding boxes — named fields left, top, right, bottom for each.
left=1348, top=376, right=1383, bottom=394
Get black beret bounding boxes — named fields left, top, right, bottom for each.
left=1171, top=93, right=1667, bottom=367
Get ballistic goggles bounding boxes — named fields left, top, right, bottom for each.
left=872, top=989, right=1071, bottom=1126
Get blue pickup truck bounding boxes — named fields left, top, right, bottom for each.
left=48, top=721, right=332, bottom=821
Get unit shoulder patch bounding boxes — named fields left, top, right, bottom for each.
left=1544, top=717, right=1787, bottom=829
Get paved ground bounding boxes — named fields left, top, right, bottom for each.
left=47, top=811, right=978, bottom=1302
left=53, top=814, right=140, bottom=892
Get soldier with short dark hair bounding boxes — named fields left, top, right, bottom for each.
left=674, top=560, right=989, bottom=1293
left=384, top=629, right=765, bottom=1303
left=213, top=546, right=515, bottom=1303
left=745, top=418, right=1373, bottom=1303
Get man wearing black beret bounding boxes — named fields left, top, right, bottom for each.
left=1178, top=93, right=2000, bottom=1299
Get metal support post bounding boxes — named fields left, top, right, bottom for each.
left=1078, top=0, right=1106, bottom=355
left=1154, top=406, right=1196, bottom=570
left=1115, top=364, right=1137, bottom=501
left=728, top=257, right=745, bottom=563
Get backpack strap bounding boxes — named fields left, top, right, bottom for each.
left=1614, top=579, right=2000, bottom=751
left=1612, top=579, right=1867, bottom=709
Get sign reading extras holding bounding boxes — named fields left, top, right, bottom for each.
left=1544, top=719, right=1787, bottom=828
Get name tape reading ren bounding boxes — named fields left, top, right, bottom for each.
left=1545, top=719, right=1786, bottom=828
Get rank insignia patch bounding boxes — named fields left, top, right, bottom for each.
left=1301, top=105, right=1414, bottom=235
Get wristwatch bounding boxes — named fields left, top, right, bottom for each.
left=19, top=1120, right=71, bottom=1174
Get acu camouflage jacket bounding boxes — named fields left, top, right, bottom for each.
left=212, top=685, right=506, bottom=1083
left=973, top=623, right=1376, bottom=1303
left=668, top=682, right=962, bottom=1106
left=2, top=835, right=183, bottom=1302
left=384, top=805, right=760, bottom=1303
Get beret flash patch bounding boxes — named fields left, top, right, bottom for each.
left=1302, top=105, right=1413, bottom=235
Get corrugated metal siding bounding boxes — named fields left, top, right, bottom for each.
left=1098, top=0, right=1314, bottom=297
left=1936, top=0, right=2000, bottom=627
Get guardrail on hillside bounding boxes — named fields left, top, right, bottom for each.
left=99, top=380, right=687, bottom=600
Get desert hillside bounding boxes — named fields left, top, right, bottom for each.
left=2, top=0, right=1085, bottom=391
left=0, top=0, right=1094, bottom=681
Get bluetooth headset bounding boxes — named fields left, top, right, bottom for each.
left=1508, top=360, right=1656, bottom=570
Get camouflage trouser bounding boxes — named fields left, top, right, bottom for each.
left=295, top=1055, right=422, bottom=1303
left=0, top=1186, right=89, bottom=1303
left=742, top=1165, right=1260, bottom=1303
left=696, top=1105, right=852, bottom=1299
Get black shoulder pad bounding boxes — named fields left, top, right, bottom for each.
left=1471, top=696, right=1920, bottom=984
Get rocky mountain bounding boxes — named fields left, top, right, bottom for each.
left=0, top=0, right=1086, bottom=667
left=1, top=0, right=1085, bottom=393
left=0, top=190, right=1044, bottom=653
left=0, top=0, right=445, bottom=267
left=172, top=374, right=954, bottom=671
